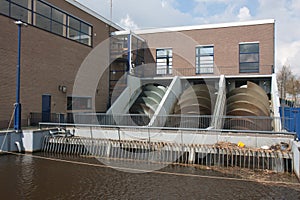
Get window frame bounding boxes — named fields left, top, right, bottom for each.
left=156, top=48, right=173, bottom=75
left=0, top=0, right=93, bottom=47
left=195, top=45, right=214, bottom=74
left=239, top=42, right=260, bottom=73
left=67, top=96, right=92, bottom=111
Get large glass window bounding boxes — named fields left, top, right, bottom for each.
left=35, top=0, right=49, bottom=31
left=68, top=16, right=92, bottom=46
left=51, top=9, right=64, bottom=35
left=239, top=43, right=259, bottom=73
left=0, top=0, right=10, bottom=16
left=0, top=0, right=93, bottom=46
left=10, top=0, right=29, bottom=23
left=67, top=97, right=92, bottom=110
left=11, top=0, right=28, bottom=7
left=156, top=48, right=172, bottom=75
left=196, top=45, right=214, bottom=74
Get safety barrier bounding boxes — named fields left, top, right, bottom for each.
left=71, top=113, right=292, bottom=132
left=41, top=135, right=293, bottom=173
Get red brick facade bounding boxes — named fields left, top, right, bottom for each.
left=138, top=21, right=274, bottom=76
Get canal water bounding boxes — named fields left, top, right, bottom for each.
left=0, top=153, right=299, bottom=200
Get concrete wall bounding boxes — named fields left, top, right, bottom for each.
left=292, top=141, right=300, bottom=179
left=0, top=0, right=119, bottom=127
left=22, top=129, right=51, bottom=152
left=211, top=75, right=226, bottom=129
left=271, top=73, right=282, bottom=131
left=0, top=129, right=50, bottom=152
left=149, top=76, right=182, bottom=127
left=107, top=75, right=142, bottom=114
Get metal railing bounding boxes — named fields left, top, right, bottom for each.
left=29, top=112, right=67, bottom=126
left=68, top=113, right=293, bottom=133
left=24, top=111, right=295, bottom=135
left=131, top=65, right=274, bottom=78
left=41, top=135, right=294, bottom=173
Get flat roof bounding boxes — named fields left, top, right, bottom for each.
left=65, top=0, right=124, bottom=31
left=114, top=19, right=275, bottom=35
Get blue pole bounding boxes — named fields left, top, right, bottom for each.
left=14, top=23, right=22, bottom=131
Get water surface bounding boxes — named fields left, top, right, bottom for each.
left=0, top=153, right=299, bottom=199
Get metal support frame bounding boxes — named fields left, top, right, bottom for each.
left=127, top=32, right=132, bottom=72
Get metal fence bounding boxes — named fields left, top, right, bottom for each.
left=41, top=135, right=293, bottom=173
left=279, top=107, right=300, bottom=138
left=131, top=65, right=274, bottom=78
left=71, top=113, right=291, bottom=133
left=0, top=119, right=28, bottom=130
left=29, top=112, right=67, bottom=126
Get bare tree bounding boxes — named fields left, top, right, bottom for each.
left=277, top=65, right=300, bottom=105
left=286, top=75, right=300, bottom=103
left=277, top=65, right=292, bottom=99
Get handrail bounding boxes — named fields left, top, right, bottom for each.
left=38, top=122, right=296, bottom=136
left=131, top=65, right=274, bottom=78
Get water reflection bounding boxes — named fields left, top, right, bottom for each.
left=0, top=153, right=299, bottom=199
left=18, top=155, right=37, bottom=198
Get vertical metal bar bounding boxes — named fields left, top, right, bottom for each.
left=262, top=151, right=265, bottom=170
left=231, top=149, right=233, bottom=167
left=248, top=150, right=250, bottom=169
left=14, top=22, right=22, bottom=131
left=252, top=150, right=255, bottom=170
left=31, top=0, right=34, bottom=25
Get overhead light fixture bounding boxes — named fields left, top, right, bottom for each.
left=58, top=85, right=67, bottom=93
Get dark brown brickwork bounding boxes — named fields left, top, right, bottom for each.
left=0, top=0, right=118, bottom=125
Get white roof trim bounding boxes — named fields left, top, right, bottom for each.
left=196, top=44, right=214, bottom=47
left=112, top=30, right=131, bottom=35
left=111, top=31, right=146, bottom=42
left=64, top=0, right=123, bottom=30
left=127, top=19, right=275, bottom=35
left=239, top=41, right=260, bottom=44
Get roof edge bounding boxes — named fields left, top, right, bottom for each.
left=65, top=0, right=124, bottom=31
left=129, top=19, right=275, bottom=35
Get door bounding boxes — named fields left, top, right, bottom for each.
left=42, top=94, right=51, bottom=122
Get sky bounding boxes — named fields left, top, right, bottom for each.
left=77, top=0, right=300, bottom=75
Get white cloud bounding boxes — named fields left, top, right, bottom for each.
left=277, top=41, right=300, bottom=74
left=78, top=0, right=195, bottom=28
left=161, top=0, right=167, bottom=8
left=194, top=0, right=230, bottom=2
left=77, top=0, right=300, bottom=76
left=120, top=14, right=138, bottom=30
left=255, top=0, right=300, bottom=74
left=238, top=6, right=251, bottom=21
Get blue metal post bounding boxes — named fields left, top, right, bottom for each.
left=14, top=22, right=22, bottom=131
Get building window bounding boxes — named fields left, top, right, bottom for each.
left=35, top=0, right=51, bottom=31
left=239, top=43, right=259, bottom=73
left=67, top=96, right=92, bottom=110
left=67, top=16, right=92, bottom=46
left=10, top=0, right=30, bottom=23
left=0, top=0, right=9, bottom=16
left=196, top=45, right=214, bottom=74
left=51, top=8, right=65, bottom=36
left=156, top=48, right=172, bottom=75
left=0, top=0, right=93, bottom=47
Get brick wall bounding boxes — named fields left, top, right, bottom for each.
left=139, top=22, right=274, bottom=76
left=0, top=0, right=118, bottom=125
